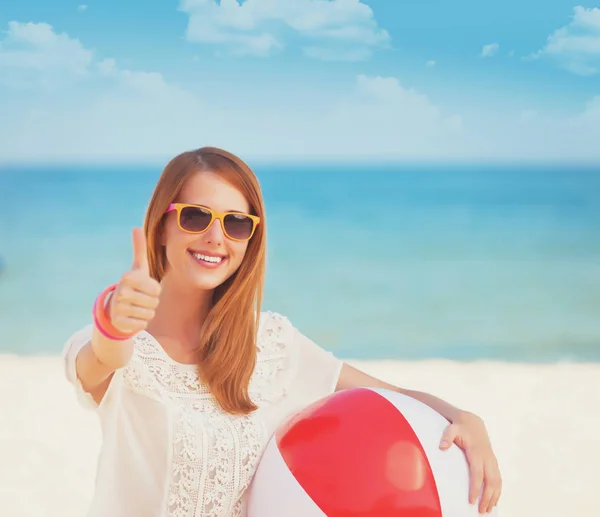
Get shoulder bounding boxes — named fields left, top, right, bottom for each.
left=252, top=311, right=343, bottom=411
left=256, top=310, right=295, bottom=356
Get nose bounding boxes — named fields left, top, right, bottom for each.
left=202, top=217, right=225, bottom=245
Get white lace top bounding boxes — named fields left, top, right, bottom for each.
left=62, top=311, right=343, bottom=517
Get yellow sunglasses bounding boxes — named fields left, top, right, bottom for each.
left=165, top=203, right=260, bottom=242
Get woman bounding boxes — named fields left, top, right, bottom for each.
left=63, top=147, right=501, bottom=516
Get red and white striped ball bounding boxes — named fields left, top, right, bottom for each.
left=247, top=387, right=498, bottom=517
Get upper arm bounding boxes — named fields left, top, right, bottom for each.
left=292, top=325, right=343, bottom=400
left=62, top=325, right=115, bottom=409
left=335, top=362, right=403, bottom=393
left=262, top=312, right=343, bottom=410
left=287, top=325, right=402, bottom=397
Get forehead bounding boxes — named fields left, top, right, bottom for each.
left=178, top=170, right=249, bottom=212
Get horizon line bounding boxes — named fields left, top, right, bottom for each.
left=2, top=156, right=600, bottom=169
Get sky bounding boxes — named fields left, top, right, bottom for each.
left=0, top=0, right=599, bottom=163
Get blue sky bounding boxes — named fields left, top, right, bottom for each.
left=0, top=0, right=599, bottom=163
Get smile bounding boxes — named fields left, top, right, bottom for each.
left=188, top=250, right=226, bottom=268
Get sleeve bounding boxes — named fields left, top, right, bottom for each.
left=288, top=323, right=344, bottom=407
left=61, top=324, right=101, bottom=410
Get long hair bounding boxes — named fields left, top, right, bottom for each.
left=143, top=146, right=267, bottom=414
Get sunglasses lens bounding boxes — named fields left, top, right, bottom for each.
left=224, top=213, right=255, bottom=240
left=180, top=206, right=212, bottom=232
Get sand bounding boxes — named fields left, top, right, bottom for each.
left=1, top=354, right=599, bottom=517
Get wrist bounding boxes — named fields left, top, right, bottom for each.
left=90, top=327, right=133, bottom=370
left=454, top=409, right=482, bottom=425
left=93, top=284, right=135, bottom=341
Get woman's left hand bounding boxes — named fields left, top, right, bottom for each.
left=439, top=411, right=502, bottom=514
left=335, top=364, right=502, bottom=513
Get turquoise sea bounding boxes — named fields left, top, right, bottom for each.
left=1, top=162, right=599, bottom=362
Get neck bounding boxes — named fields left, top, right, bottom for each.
left=148, top=273, right=214, bottom=351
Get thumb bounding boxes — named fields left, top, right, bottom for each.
left=131, top=227, right=149, bottom=272
left=439, top=423, right=459, bottom=450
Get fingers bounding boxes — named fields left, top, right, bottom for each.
left=119, top=302, right=156, bottom=321
left=119, top=271, right=161, bottom=299
left=108, top=264, right=162, bottom=335
left=444, top=414, right=501, bottom=514
left=489, top=490, right=501, bottom=513
left=440, top=425, right=492, bottom=512
left=99, top=227, right=160, bottom=337
left=439, top=423, right=459, bottom=450
left=481, top=459, right=502, bottom=514
left=109, top=292, right=158, bottom=334
left=131, top=227, right=149, bottom=272
left=478, top=476, right=494, bottom=514
left=467, top=451, right=485, bottom=506
left=110, top=314, right=152, bottom=335
left=467, top=451, right=502, bottom=514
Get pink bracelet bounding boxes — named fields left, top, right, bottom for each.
left=92, top=284, right=135, bottom=341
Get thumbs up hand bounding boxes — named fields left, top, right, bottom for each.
left=109, top=227, right=162, bottom=335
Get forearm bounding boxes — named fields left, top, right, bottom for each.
left=76, top=326, right=134, bottom=393
left=336, top=362, right=467, bottom=423
left=396, top=387, right=464, bottom=423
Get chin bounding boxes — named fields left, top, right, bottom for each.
left=190, top=274, right=229, bottom=291
left=182, top=250, right=241, bottom=291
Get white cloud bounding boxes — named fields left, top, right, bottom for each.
left=573, top=95, right=600, bottom=124
left=229, top=33, right=282, bottom=57
left=0, top=74, right=204, bottom=163
left=0, top=21, right=93, bottom=86
left=518, top=109, right=538, bottom=125
left=302, top=45, right=371, bottom=61
left=15, top=73, right=465, bottom=162
left=467, top=99, right=600, bottom=162
left=426, top=60, right=436, bottom=68
left=1, top=21, right=599, bottom=164
left=0, top=22, right=189, bottom=97
left=308, top=75, right=467, bottom=159
left=532, top=6, right=600, bottom=75
left=481, top=42, right=499, bottom=58
left=178, top=0, right=390, bottom=59
left=96, top=57, right=118, bottom=76
left=78, top=4, right=87, bottom=12
left=0, top=22, right=206, bottom=161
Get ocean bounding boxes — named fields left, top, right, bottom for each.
left=1, top=162, right=599, bottom=362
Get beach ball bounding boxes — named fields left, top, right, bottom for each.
left=247, top=387, right=498, bottom=517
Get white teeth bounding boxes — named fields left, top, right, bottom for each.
left=192, top=252, right=223, bottom=264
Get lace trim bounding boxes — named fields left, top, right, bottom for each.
left=120, top=311, right=298, bottom=517
left=248, top=311, right=298, bottom=404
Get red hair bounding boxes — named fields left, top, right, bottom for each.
left=144, top=147, right=266, bottom=414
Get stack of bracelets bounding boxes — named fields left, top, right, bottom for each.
left=92, top=284, right=136, bottom=341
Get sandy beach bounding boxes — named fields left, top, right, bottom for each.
left=1, top=354, right=599, bottom=517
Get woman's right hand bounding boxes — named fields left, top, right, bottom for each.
left=108, top=227, right=162, bottom=336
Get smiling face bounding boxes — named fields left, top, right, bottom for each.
left=143, top=147, right=268, bottom=413
left=161, top=170, right=253, bottom=291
